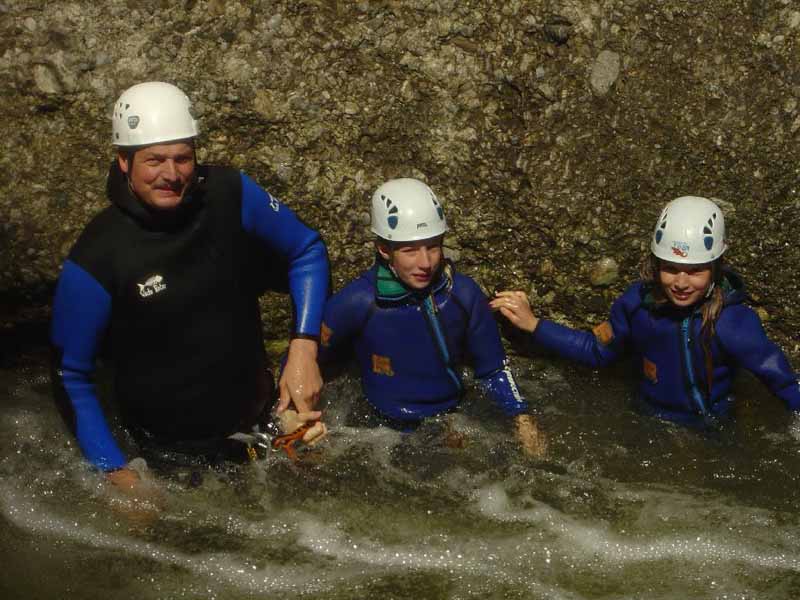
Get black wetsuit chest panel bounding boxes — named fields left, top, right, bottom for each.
left=70, top=166, right=266, bottom=440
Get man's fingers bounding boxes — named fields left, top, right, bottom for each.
left=296, top=410, right=322, bottom=422
left=275, top=394, right=291, bottom=414
left=302, top=422, right=328, bottom=445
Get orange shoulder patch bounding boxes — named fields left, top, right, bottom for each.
left=320, top=322, right=333, bottom=347
left=592, top=321, right=615, bottom=346
left=372, top=354, right=395, bottom=376
left=643, top=357, right=658, bottom=383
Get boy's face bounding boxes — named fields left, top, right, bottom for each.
left=658, top=260, right=713, bottom=308
left=378, top=236, right=443, bottom=290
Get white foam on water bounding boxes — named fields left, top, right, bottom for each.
left=293, top=515, right=578, bottom=599
left=0, top=482, right=334, bottom=596
left=472, top=483, right=800, bottom=572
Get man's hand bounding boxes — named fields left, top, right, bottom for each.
left=106, top=467, right=144, bottom=493
left=277, top=338, right=323, bottom=418
left=278, top=408, right=328, bottom=445
left=106, top=461, right=164, bottom=527
left=489, top=291, right=539, bottom=333
left=514, top=414, right=548, bottom=458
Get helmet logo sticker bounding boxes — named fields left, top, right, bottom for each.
left=417, top=222, right=428, bottom=229
left=382, top=194, right=399, bottom=230
left=671, top=242, right=689, bottom=258
left=128, top=116, right=140, bottom=129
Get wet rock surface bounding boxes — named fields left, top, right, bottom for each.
left=1, top=0, right=798, bottom=358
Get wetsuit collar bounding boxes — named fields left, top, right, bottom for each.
left=106, top=160, right=205, bottom=232
left=374, top=257, right=451, bottom=303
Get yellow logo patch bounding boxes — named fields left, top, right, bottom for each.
left=372, top=354, right=394, bottom=376
left=320, top=322, right=333, bottom=347
left=592, top=321, right=614, bottom=346
left=643, top=357, right=658, bottom=383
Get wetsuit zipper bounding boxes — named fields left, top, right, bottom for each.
left=680, top=315, right=708, bottom=415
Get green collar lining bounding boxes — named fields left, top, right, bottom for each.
left=375, top=261, right=452, bottom=301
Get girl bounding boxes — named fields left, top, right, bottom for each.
left=490, top=196, right=800, bottom=426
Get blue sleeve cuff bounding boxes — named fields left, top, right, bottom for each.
left=478, top=365, right=529, bottom=416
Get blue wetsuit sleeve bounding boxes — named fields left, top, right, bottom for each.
left=531, top=291, right=631, bottom=368
left=717, top=306, right=800, bottom=411
left=51, top=260, right=127, bottom=471
left=461, top=279, right=528, bottom=415
left=477, top=366, right=528, bottom=417
left=240, top=173, right=329, bottom=338
left=317, top=280, right=372, bottom=365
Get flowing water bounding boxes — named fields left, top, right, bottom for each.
left=1, top=350, right=799, bottom=599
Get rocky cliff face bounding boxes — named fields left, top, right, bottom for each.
left=1, top=0, right=798, bottom=356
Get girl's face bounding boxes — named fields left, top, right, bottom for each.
left=658, top=260, right=713, bottom=308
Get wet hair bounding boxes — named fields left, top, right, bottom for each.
left=639, top=253, right=725, bottom=337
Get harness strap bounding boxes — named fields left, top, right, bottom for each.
left=271, top=422, right=316, bottom=461
left=422, top=293, right=463, bottom=393
left=681, top=316, right=708, bottom=415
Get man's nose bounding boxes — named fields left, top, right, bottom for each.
left=675, top=271, right=690, bottom=287
left=162, top=160, right=179, bottom=180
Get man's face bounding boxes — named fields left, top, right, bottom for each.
left=379, top=237, right=443, bottom=289
left=118, top=141, right=196, bottom=210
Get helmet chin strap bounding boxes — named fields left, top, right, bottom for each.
left=705, top=281, right=715, bottom=298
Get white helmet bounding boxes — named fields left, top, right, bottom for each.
left=112, top=82, right=199, bottom=147
left=370, top=178, right=448, bottom=242
left=651, top=196, right=727, bottom=264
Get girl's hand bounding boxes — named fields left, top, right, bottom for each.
left=489, top=291, right=540, bottom=333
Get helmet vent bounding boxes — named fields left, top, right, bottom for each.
left=382, top=194, right=399, bottom=229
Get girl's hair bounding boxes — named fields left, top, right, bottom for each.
left=639, top=254, right=725, bottom=337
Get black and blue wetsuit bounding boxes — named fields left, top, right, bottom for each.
left=531, top=273, right=800, bottom=425
left=319, top=261, right=528, bottom=425
left=51, top=162, right=329, bottom=470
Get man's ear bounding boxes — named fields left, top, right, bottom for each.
left=117, top=151, right=130, bottom=175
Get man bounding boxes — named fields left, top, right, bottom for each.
left=318, top=178, right=544, bottom=454
left=51, top=82, right=329, bottom=491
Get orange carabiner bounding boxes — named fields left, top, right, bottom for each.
left=271, top=422, right=315, bottom=461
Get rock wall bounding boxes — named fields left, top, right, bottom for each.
left=1, top=0, right=799, bottom=356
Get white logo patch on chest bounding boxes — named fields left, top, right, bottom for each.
left=137, top=274, right=167, bottom=298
